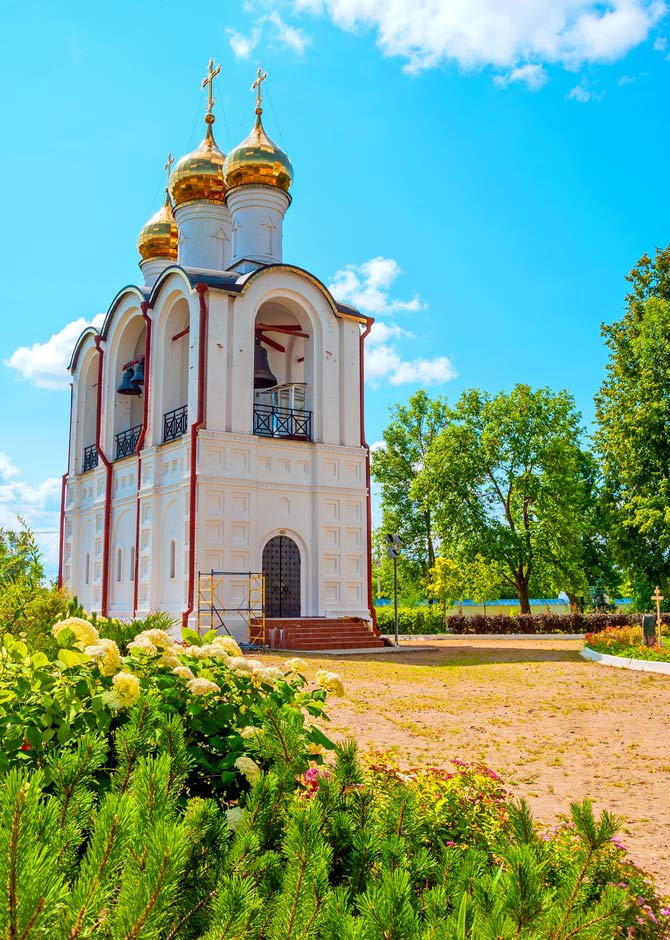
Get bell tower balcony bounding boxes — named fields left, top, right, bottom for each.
left=253, top=383, right=311, bottom=441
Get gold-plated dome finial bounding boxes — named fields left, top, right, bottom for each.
left=201, top=57, right=221, bottom=127
left=222, top=66, right=293, bottom=194
left=252, top=66, right=268, bottom=120
left=137, top=159, right=178, bottom=261
left=169, top=58, right=227, bottom=207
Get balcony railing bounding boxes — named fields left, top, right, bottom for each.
left=253, top=403, right=312, bottom=441
left=163, top=404, right=188, bottom=443
left=115, top=424, right=142, bottom=460
left=82, top=444, right=98, bottom=472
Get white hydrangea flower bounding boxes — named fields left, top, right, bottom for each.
left=186, top=677, right=220, bottom=696
left=225, top=805, right=244, bottom=832
left=234, top=755, right=261, bottom=784
left=283, top=657, right=308, bottom=675
left=172, top=665, right=195, bottom=679
left=315, top=669, right=345, bottom=696
left=211, top=636, right=242, bottom=657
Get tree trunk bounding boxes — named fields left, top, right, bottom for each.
left=516, top=576, right=531, bottom=614
left=567, top=592, right=582, bottom=614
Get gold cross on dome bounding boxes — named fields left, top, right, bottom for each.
left=252, top=66, right=267, bottom=111
left=201, top=58, right=221, bottom=116
left=164, top=151, right=174, bottom=180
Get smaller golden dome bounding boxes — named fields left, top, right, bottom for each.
left=137, top=191, right=178, bottom=261
left=223, top=113, right=293, bottom=194
left=169, top=121, right=226, bottom=208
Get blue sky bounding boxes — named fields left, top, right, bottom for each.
left=0, top=0, right=668, bottom=573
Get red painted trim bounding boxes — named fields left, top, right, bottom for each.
left=133, top=302, right=152, bottom=615
left=359, top=318, right=378, bottom=633
left=259, top=335, right=286, bottom=353
left=94, top=336, right=113, bottom=616
left=57, top=473, right=67, bottom=589
left=172, top=325, right=189, bottom=342
left=58, top=382, right=74, bottom=589
left=182, top=284, right=208, bottom=629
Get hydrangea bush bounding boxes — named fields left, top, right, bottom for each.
left=0, top=618, right=338, bottom=797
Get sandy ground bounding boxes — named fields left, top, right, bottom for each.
left=259, top=637, right=670, bottom=891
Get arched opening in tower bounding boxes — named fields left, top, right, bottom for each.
left=252, top=299, right=312, bottom=441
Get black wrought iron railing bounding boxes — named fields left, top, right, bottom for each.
left=253, top=404, right=312, bottom=440
left=115, top=424, right=142, bottom=460
left=82, top=444, right=98, bottom=472
left=163, top=404, right=188, bottom=443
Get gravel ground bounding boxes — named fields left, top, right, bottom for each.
left=259, top=636, right=670, bottom=890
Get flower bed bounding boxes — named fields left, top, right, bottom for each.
left=584, top=624, right=670, bottom=664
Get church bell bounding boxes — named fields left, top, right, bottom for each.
left=117, top=366, right=141, bottom=396
left=253, top=335, right=278, bottom=389
left=132, top=357, right=145, bottom=387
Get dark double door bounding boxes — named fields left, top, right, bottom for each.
left=262, top=535, right=301, bottom=618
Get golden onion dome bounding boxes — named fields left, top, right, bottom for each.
left=169, top=118, right=227, bottom=208
left=223, top=112, right=293, bottom=194
left=137, top=191, right=178, bottom=261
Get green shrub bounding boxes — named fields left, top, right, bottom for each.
left=0, top=714, right=666, bottom=939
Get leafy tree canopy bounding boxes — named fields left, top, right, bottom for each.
left=414, top=385, right=590, bottom=614
left=371, top=390, right=451, bottom=587
left=596, top=245, right=670, bottom=606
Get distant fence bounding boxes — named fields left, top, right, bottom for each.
left=374, top=607, right=670, bottom=636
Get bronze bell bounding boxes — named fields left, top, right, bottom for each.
left=132, top=357, right=145, bottom=387
left=253, top=335, right=277, bottom=389
left=118, top=366, right=141, bottom=396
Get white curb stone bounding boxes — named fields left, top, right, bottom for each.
left=581, top=645, right=670, bottom=675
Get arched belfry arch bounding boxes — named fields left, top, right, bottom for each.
left=252, top=292, right=318, bottom=443
left=262, top=534, right=301, bottom=618
left=105, top=309, right=146, bottom=461
left=153, top=295, right=191, bottom=446
left=75, top=347, right=99, bottom=474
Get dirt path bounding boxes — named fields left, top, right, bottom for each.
left=260, top=637, right=670, bottom=890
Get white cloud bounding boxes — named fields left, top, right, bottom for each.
left=228, top=26, right=261, bottom=58
left=229, top=11, right=310, bottom=57
left=567, top=79, right=603, bottom=102
left=329, top=257, right=424, bottom=315
left=268, top=11, right=310, bottom=52
left=330, top=255, right=455, bottom=385
left=0, top=454, right=19, bottom=480
left=653, top=35, right=667, bottom=50
left=0, top=455, right=62, bottom=572
left=617, top=73, right=637, bottom=84
left=367, top=321, right=413, bottom=345
left=291, top=0, right=665, bottom=77
left=5, top=313, right=104, bottom=390
left=366, top=344, right=456, bottom=386
left=494, top=64, right=548, bottom=90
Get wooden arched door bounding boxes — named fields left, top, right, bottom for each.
left=262, top=535, right=301, bottom=618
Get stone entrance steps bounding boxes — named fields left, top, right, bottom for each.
left=263, top=617, right=386, bottom=651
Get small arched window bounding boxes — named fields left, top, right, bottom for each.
left=169, top=540, right=176, bottom=580
left=130, top=546, right=136, bottom=582
left=116, top=548, right=123, bottom=583
left=85, top=553, right=91, bottom=585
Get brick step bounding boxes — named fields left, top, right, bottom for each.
left=277, top=639, right=386, bottom=650
left=269, top=629, right=379, bottom=640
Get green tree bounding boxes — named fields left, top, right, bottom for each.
left=595, top=246, right=670, bottom=607
left=428, top=554, right=502, bottom=613
left=415, top=385, right=589, bottom=614
left=371, top=391, right=451, bottom=594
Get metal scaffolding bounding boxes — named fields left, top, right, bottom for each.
left=197, top=570, right=266, bottom=644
